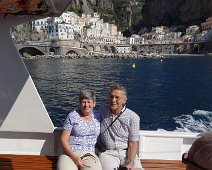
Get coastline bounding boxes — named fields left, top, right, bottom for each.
left=21, top=53, right=211, bottom=60
left=22, top=53, right=164, bottom=59
left=163, top=53, right=212, bottom=57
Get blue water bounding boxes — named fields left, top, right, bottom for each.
left=24, top=56, right=212, bottom=132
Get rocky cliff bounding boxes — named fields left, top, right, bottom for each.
left=68, top=0, right=139, bottom=31
left=141, top=0, right=212, bottom=29
left=13, top=0, right=212, bottom=40
left=69, top=0, right=212, bottom=34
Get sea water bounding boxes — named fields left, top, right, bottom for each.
left=24, top=55, right=212, bottom=132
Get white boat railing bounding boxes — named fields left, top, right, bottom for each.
left=139, top=130, right=199, bottom=160
left=0, top=128, right=199, bottom=161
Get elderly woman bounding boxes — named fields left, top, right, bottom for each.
left=57, top=89, right=102, bottom=170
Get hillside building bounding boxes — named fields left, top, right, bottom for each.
left=201, top=17, right=212, bottom=31
left=32, top=12, right=123, bottom=43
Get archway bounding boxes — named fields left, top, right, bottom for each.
left=103, top=46, right=109, bottom=53
left=19, top=47, right=44, bottom=57
left=95, top=45, right=101, bottom=52
left=132, top=45, right=137, bottom=53
left=87, top=45, right=94, bottom=51
left=66, top=50, right=79, bottom=56
left=110, top=46, right=116, bottom=53
left=49, top=47, right=55, bottom=55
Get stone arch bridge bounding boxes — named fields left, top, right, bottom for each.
left=15, top=40, right=121, bottom=57
left=15, top=40, right=206, bottom=57
left=16, top=41, right=85, bottom=57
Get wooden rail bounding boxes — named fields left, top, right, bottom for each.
left=141, top=159, right=186, bottom=170
left=0, top=155, right=57, bottom=170
left=0, top=154, right=187, bottom=170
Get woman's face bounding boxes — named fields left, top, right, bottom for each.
left=80, top=99, right=96, bottom=115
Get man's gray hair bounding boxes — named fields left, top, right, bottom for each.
left=109, top=84, right=127, bottom=96
left=79, top=89, right=96, bottom=102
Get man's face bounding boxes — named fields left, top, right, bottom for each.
left=108, top=89, right=127, bottom=114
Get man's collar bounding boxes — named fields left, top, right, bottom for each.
left=111, top=105, right=126, bottom=115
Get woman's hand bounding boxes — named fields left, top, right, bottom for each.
left=61, top=130, right=86, bottom=167
left=125, top=161, right=133, bottom=170
left=72, top=155, right=84, bottom=167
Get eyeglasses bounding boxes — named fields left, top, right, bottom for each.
left=108, top=96, right=124, bottom=101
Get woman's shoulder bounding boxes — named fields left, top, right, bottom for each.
left=66, top=110, right=79, bottom=119
left=63, top=111, right=79, bottom=129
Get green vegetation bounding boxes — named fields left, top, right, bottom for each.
left=112, top=0, right=131, bottom=31
left=83, top=24, right=92, bottom=29
left=97, top=8, right=115, bottom=23
left=109, top=0, right=145, bottom=31
left=66, top=0, right=145, bottom=32
left=65, top=4, right=83, bottom=16
left=131, top=0, right=145, bottom=25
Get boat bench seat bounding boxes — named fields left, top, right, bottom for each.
left=0, top=154, right=187, bottom=170
left=0, top=154, right=57, bottom=170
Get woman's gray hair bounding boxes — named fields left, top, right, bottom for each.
left=79, top=89, right=96, bottom=102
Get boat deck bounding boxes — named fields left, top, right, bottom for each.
left=0, top=154, right=186, bottom=170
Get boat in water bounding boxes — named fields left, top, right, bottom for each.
left=0, top=0, right=208, bottom=169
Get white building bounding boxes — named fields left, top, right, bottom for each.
left=32, top=18, right=48, bottom=33
left=127, top=34, right=144, bottom=45
left=32, top=12, right=82, bottom=40
left=201, top=17, right=212, bottom=31
left=116, top=44, right=130, bottom=53
left=32, top=12, right=123, bottom=43
left=186, top=25, right=200, bottom=35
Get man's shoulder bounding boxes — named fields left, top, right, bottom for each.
left=125, top=107, right=137, bottom=115
left=125, top=108, right=140, bottom=119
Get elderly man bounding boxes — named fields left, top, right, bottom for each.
left=97, top=85, right=143, bottom=170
